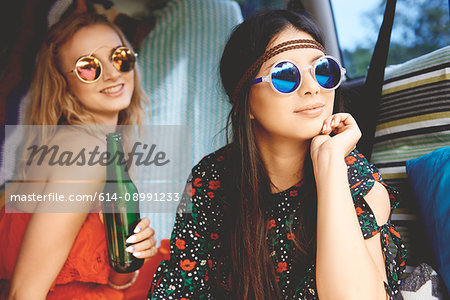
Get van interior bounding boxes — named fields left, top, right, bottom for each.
left=1, top=0, right=449, bottom=297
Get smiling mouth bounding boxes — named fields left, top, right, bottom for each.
left=100, top=84, right=124, bottom=94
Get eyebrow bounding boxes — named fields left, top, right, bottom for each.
left=78, top=44, right=123, bottom=59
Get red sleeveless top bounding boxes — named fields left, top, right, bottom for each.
left=0, top=207, right=169, bottom=299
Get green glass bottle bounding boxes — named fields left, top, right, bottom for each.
left=102, top=132, right=144, bottom=273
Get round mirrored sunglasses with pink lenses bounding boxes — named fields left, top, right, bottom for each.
left=68, top=46, right=137, bottom=83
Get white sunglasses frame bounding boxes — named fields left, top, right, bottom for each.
left=253, top=55, right=346, bottom=95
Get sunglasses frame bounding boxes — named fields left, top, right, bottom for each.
left=69, top=46, right=137, bottom=84
left=253, top=55, right=346, bottom=95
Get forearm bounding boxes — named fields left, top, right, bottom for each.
left=314, top=152, right=385, bottom=300
left=8, top=247, right=67, bottom=300
left=8, top=212, right=88, bottom=300
left=8, top=285, right=47, bottom=300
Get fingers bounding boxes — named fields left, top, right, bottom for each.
left=125, top=217, right=158, bottom=259
left=320, top=114, right=331, bottom=134
left=126, top=225, right=154, bottom=244
left=321, top=114, right=340, bottom=134
left=136, top=245, right=158, bottom=260
left=316, top=113, right=361, bottom=158
left=124, top=217, right=151, bottom=243
left=126, top=236, right=157, bottom=258
left=321, top=113, right=358, bottom=135
left=133, top=217, right=150, bottom=234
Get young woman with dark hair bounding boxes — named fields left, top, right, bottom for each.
left=149, top=9, right=406, bottom=300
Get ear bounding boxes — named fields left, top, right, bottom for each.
left=249, top=112, right=255, bottom=119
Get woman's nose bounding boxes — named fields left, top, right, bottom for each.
left=102, top=60, right=121, bottom=81
left=298, top=67, right=320, bottom=95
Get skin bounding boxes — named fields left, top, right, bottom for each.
left=8, top=25, right=156, bottom=299
left=61, top=24, right=134, bottom=125
left=250, top=29, right=334, bottom=191
left=250, top=26, right=391, bottom=299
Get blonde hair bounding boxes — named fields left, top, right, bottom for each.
left=26, top=13, right=148, bottom=126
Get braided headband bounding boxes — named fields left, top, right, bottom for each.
left=231, top=39, right=326, bottom=103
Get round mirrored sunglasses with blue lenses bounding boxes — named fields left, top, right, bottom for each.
left=253, top=56, right=346, bottom=94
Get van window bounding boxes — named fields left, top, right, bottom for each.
left=331, top=0, right=449, bottom=79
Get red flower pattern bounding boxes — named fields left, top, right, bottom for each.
left=186, top=184, right=195, bottom=197
left=268, top=219, right=276, bottom=229
left=350, top=181, right=362, bottom=190
left=180, top=259, right=196, bottom=271
left=389, top=226, right=401, bottom=239
left=155, top=148, right=405, bottom=299
left=209, top=180, right=221, bottom=190
left=277, top=262, right=287, bottom=273
left=372, top=172, right=380, bottom=181
left=175, top=238, right=186, bottom=250
left=193, top=177, right=202, bottom=187
left=355, top=207, right=364, bottom=215
left=345, top=156, right=357, bottom=165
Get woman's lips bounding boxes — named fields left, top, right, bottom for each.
left=100, top=84, right=124, bottom=96
left=294, top=105, right=325, bottom=117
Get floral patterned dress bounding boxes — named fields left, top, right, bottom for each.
left=148, top=145, right=406, bottom=300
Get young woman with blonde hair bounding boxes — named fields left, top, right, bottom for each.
left=25, top=11, right=147, bottom=126
left=0, top=13, right=158, bottom=299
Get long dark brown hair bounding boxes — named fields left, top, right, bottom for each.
left=219, top=10, right=342, bottom=299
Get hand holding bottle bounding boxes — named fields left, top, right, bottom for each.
left=98, top=214, right=158, bottom=260
left=102, top=132, right=151, bottom=273
left=124, top=217, right=158, bottom=260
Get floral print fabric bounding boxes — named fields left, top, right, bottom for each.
left=148, top=145, right=406, bottom=299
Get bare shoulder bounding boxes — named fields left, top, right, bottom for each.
left=26, top=127, right=107, bottom=181
left=17, top=127, right=108, bottom=212
left=364, top=181, right=391, bottom=226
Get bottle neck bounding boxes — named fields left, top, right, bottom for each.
left=106, top=133, right=130, bottom=182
